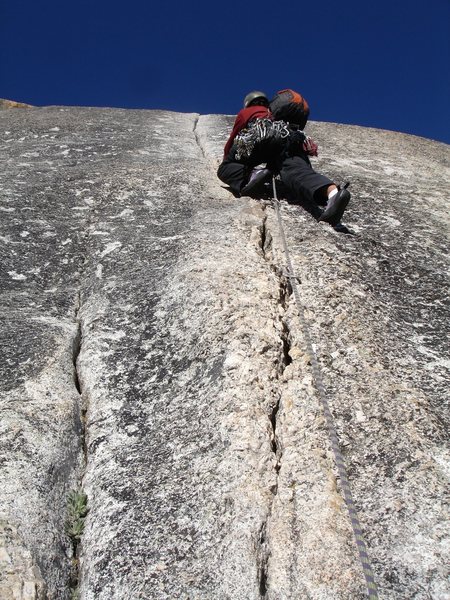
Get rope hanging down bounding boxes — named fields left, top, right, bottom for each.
left=271, top=177, right=378, bottom=600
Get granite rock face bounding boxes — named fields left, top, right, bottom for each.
left=0, top=107, right=448, bottom=600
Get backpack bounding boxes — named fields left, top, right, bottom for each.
left=269, top=89, right=310, bottom=129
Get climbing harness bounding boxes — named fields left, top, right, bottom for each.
left=271, top=177, right=379, bottom=599
left=234, top=118, right=291, bottom=160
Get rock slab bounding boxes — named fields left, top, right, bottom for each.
left=0, top=107, right=449, bottom=599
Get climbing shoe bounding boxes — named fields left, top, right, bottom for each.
left=318, top=183, right=351, bottom=225
left=241, top=167, right=272, bottom=196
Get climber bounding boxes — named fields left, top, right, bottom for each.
left=217, top=90, right=351, bottom=225
left=217, top=91, right=276, bottom=197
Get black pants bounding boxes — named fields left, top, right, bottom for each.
left=218, top=146, right=332, bottom=201
left=217, top=145, right=281, bottom=196
left=279, top=154, right=332, bottom=204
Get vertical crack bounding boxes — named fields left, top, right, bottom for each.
left=256, top=207, right=294, bottom=597
left=72, top=324, right=82, bottom=396
left=259, top=214, right=272, bottom=260
left=269, top=398, right=281, bottom=458
left=259, top=521, right=269, bottom=597
left=73, top=291, right=88, bottom=463
left=281, top=319, right=293, bottom=373
left=193, top=115, right=207, bottom=159
left=69, top=290, right=88, bottom=597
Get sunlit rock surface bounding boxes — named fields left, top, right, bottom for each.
left=0, top=98, right=34, bottom=109
left=0, top=107, right=448, bottom=599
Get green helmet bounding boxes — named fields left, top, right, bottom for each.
left=243, top=90, right=269, bottom=108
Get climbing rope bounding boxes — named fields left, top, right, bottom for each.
left=271, top=177, right=379, bottom=599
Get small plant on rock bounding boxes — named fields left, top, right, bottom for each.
left=65, top=489, right=88, bottom=546
left=66, top=489, right=88, bottom=599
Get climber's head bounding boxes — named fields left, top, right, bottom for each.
left=243, top=91, right=269, bottom=108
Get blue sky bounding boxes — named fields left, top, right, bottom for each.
left=1, top=0, right=449, bottom=144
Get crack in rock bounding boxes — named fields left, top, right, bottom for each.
left=193, top=115, right=207, bottom=159
left=69, top=291, right=88, bottom=596
left=256, top=207, right=295, bottom=598
left=73, top=291, right=88, bottom=462
left=72, top=316, right=82, bottom=396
